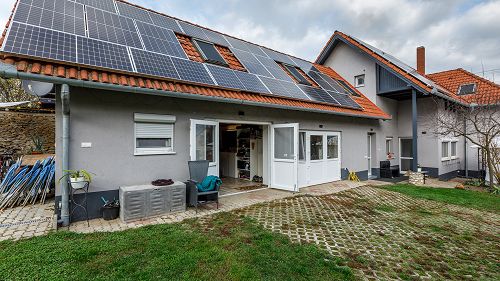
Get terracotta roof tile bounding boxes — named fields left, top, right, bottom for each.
left=428, top=69, right=500, bottom=105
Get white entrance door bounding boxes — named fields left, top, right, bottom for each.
left=298, top=131, right=341, bottom=187
left=367, top=134, right=373, bottom=177
left=271, top=123, right=299, bottom=191
left=190, top=120, right=219, bottom=176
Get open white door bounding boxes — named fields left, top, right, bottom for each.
left=190, top=120, right=219, bottom=176
left=271, top=123, right=299, bottom=191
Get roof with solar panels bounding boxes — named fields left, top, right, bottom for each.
left=0, top=0, right=391, bottom=119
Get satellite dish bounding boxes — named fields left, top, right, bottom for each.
left=22, top=80, right=54, bottom=97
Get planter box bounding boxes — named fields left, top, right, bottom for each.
left=119, top=182, right=186, bottom=223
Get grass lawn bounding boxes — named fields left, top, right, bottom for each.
left=0, top=213, right=352, bottom=281
left=381, top=184, right=500, bottom=213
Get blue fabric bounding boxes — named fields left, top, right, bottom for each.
left=196, top=175, right=222, bottom=192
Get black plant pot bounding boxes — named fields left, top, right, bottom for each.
left=102, top=206, right=120, bottom=221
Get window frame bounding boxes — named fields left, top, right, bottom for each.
left=192, top=39, right=228, bottom=67
left=327, top=135, right=339, bottom=160
left=310, top=134, right=324, bottom=161
left=450, top=141, right=458, bottom=159
left=386, top=137, right=394, bottom=160
left=134, top=113, right=176, bottom=156
left=282, top=63, right=312, bottom=86
left=354, top=74, right=365, bottom=88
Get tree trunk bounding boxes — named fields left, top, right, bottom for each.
left=485, top=148, right=495, bottom=189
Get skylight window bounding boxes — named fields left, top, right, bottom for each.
left=457, top=83, right=476, bottom=95
left=192, top=39, right=228, bottom=66
left=282, top=64, right=311, bottom=86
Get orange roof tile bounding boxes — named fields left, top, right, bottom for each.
left=428, top=69, right=500, bottom=105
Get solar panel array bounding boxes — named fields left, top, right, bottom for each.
left=2, top=0, right=362, bottom=110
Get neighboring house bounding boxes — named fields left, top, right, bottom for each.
left=316, top=31, right=500, bottom=180
left=0, top=0, right=497, bottom=223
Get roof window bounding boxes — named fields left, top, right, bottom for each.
left=192, top=39, right=228, bottom=67
left=282, top=64, right=312, bottom=86
left=457, top=83, right=476, bottom=95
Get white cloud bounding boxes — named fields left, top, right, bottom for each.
left=1, top=0, right=498, bottom=82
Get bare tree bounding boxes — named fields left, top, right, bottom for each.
left=0, top=77, right=38, bottom=103
left=427, top=94, right=499, bottom=189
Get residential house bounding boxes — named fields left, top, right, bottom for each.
left=0, top=0, right=497, bottom=223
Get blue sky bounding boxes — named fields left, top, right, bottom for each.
left=2, top=0, right=499, bottom=82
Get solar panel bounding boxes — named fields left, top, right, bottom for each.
left=458, top=83, right=476, bottom=95
left=3, top=22, right=77, bottom=62
left=327, top=91, right=362, bottom=109
left=240, top=61, right=273, bottom=78
left=337, top=80, right=361, bottom=97
left=136, top=21, right=187, bottom=58
left=14, top=0, right=86, bottom=36
left=116, top=1, right=153, bottom=24
left=77, top=36, right=134, bottom=72
left=75, top=0, right=116, bottom=13
left=86, top=7, right=142, bottom=49
left=131, top=48, right=180, bottom=80
left=177, top=22, right=209, bottom=41
left=307, top=71, right=335, bottom=91
left=170, top=57, right=215, bottom=85
left=147, top=12, right=183, bottom=33
left=299, top=85, right=339, bottom=104
left=265, top=66, right=294, bottom=82
left=261, top=48, right=296, bottom=65
left=234, top=71, right=270, bottom=94
left=291, top=58, right=315, bottom=72
left=231, top=49, right=260, bottom=64
left=225, top=36, right=250, bottom=52
left=279, top=81, right=311, bottom=100
left=313, top=71, right=349, bottom=93
left=259, top=76, right=290, bottom=98
left=206, top=64, right=245, bottom=90
left=284, top=64, right=311, bottom=86
left=246, top=43, right=268, bottom=57
left=203, top=29, right=230, bottom=46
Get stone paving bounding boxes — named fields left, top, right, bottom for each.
left=67, top=180, right=368, bottom=233
left=0, top=201, right=55, bottom=241
left=237, top=186, right=500, bottom=281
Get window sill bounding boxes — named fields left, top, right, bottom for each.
left=134, top=151, right=177, bottom=156
left=355, top=85, right=365, bottom=88
left=441, top=157, right=450, bottom=162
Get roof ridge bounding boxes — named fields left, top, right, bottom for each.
left=115, top=0, right=314, bottom=64
left=455, top=68, right=500, bottom=89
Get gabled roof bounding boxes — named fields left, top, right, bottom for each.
left=316, top=31, right=466, bottom=104
left=0, top=0, right=391, bottom=120
left=428, top=69, right=500, bottom=105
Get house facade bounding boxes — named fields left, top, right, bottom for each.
left=0, top=0, right=497, bottom=223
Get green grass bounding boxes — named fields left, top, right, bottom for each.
left=381, top=184, right=500, bottom=213
left=0, top=213, right=352, bottom=281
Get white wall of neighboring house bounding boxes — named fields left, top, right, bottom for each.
left=486, top=138, right=500, bottom=184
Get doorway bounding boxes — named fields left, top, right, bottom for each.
left=298, top=131, right=341, bottom=187
left=218, top=123, right=267, bottom=196
left=367, top=133, right=376, bottom=178
left=399, top=138, right=413, bottom=173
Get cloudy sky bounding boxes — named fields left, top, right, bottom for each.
left=1, top=0, right=499, bottom=82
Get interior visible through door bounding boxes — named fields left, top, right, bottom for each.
left=219, top=123, right=266, bottom=196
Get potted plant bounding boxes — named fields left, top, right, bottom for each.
left=59, top=169, right=93, bottom=189
left=31, top=136, right=44, bottom=155
left=101, top=197, right=120, bottom=221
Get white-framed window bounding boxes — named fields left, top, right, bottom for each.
left=310, top=135, right=324, bottom=160
left=386, top=137, right=394, bottom=159
left=299, top=132, right=306, bottom=161
left=354, top=74, right=365, bottom=88
left=451, top=141, right=458, bottom=159
left=327, top=135, right=339, bottom=159
left=134, top=113, right=176, bottom=155
left=441, top=141, right=450, bottom=160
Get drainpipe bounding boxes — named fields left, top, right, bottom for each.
left=60, top=84, right=70, bottom=226
left=464, top=118, right=468, bottom=178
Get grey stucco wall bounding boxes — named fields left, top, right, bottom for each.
left=56, top=87, right=385, bottom=195
left=322, top=41, right=469, bottom=177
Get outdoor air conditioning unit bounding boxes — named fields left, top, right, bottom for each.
left=119, top=182, right=186, bottom=223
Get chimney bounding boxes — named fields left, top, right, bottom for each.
left=416, top=46, right=425, bottom=75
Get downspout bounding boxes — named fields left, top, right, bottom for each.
left=464, top=117, right=468, bottom=178
left=60, top=84, right=70, bottom=226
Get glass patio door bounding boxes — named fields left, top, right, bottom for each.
left=190, top=119, right=219, bottom=176
left=399, top=138, right=413, bottom=173
left=270, top=123, right=299, bottom=191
